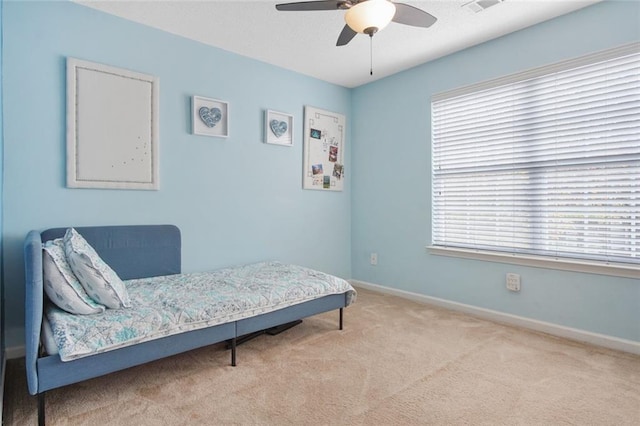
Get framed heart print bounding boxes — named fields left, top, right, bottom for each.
left=192, top=96, right=229, bottom=138
left=265, top=110, right=293, bottom=146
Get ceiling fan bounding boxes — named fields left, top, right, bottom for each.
left=275, top=0, right=437, bottom=47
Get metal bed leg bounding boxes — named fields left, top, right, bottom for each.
left=38, top=392, right=46, bottom=426
left=339, top=308, right=343, bottom=330
left=231, top=337, right=237, bottom=367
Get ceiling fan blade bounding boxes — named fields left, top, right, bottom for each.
left=392, top=3, right=437, bottom=28
left=276, top=1, right=345, bottom=11
left=336, top=24, right=358, bottom=46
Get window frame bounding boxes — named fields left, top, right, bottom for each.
left=428, top=43, right=640, bottom=279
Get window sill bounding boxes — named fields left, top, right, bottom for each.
left=427, top=246, right=639, bottom=279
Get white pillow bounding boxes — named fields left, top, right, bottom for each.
left=42, top=239, right=106, bottom=315
left=63, top=228, right=131, bottom=309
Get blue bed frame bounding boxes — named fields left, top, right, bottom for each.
left=24, top=225, right=348, bottom=425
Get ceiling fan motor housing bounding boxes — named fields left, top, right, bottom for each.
left=344, top=0, right=396, bottom=34
left=275, top=0, right=437, bottom=48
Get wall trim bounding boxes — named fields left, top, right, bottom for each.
left=6, top=344, right=25, bottom=359
left=350, top=279, right=640, bottom=355
left=427, top=246, right=639, bottom=279
left=1, top=353, right=5, bottom=421
left=7, top=280, right=638, bottom=361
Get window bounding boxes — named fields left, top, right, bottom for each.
left=431, top=43, right=639, bottom=275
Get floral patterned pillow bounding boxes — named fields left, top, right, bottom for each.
left=43, top=239, right=105, bottom=315
left=63, top=228, right=131, bottom=309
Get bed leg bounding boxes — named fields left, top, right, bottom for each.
left=339, top=308, right=344, bottom=330
left=231, top=337, right=237, bottom=367
left=38, top=392, right=46, bottom=426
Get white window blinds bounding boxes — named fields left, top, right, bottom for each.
left=431, top=43, right=640, bottom=266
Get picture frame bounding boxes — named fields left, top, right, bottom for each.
left=66, top=57, right=159, bottom=190
left=264, top=109, right=293, bottom=146
left=302, top=106, right=346, bottom=191
left=192, top=95, right=229, bottom=138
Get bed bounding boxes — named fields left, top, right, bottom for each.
left=24, top=224, right=355, bottom=425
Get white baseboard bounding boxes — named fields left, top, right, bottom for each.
left=1, top=353, right=6, bottom=421
left=6, top=344, right=25, bottom=359
left=7, top=283, right=637, bottom=361
left=350, top=279, right=640, bottom=355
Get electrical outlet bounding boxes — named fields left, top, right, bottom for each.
left=370, top=253, right=378, bottom=266
left=506, top=273, right=521, bottom=292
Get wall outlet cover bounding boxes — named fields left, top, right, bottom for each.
left=506, top=273, right=521, bottom=292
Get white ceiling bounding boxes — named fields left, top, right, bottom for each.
left=75, top=0, right=602, bottom=88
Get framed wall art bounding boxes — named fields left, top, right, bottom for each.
left=265, top=109, right=293, bottom=146
left=302, top=106, right=346, bottom=191
left=66, top=57, right=159, bottom=190
left=192, top=95, right=229, bottom=138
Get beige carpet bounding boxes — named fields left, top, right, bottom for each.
left=4, top=287, right=640, bottom=425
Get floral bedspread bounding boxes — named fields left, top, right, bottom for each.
left=46, top=261, right=356, bottom=361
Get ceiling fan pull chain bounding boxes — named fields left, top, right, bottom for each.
left=277, top=0, right=439, bottom=81
left=370, top=33, right=373, bottom=76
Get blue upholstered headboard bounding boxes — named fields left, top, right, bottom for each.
left=39, top=225, right=181, bottom=280
left=24, top=224, right=181, bottom=394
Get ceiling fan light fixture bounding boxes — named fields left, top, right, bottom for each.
left=345, top=0, right=396, bottom=35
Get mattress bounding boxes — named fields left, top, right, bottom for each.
left=46, top=261, right=356, bottom=361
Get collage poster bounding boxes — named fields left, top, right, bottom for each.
left=302, top=106, right=345, bottom=191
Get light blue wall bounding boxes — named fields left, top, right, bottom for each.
left=2, top=1, right=351, bottom=349
left=351, top=0, right=640, bottom=342
left=2, top=0, right=638, bottom=352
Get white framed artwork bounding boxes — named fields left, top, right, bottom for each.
left=192, top=96, right=229, bottom=138
left=265, top=110, right=293, bottom=146
left=66, top=57, right=159, bottom=190
left=302, top=106, right=346, bottom=191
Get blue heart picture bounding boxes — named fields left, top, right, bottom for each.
left=270, top=119, right=288, bottom=138
left=199, top=106, right=222, bottom=128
